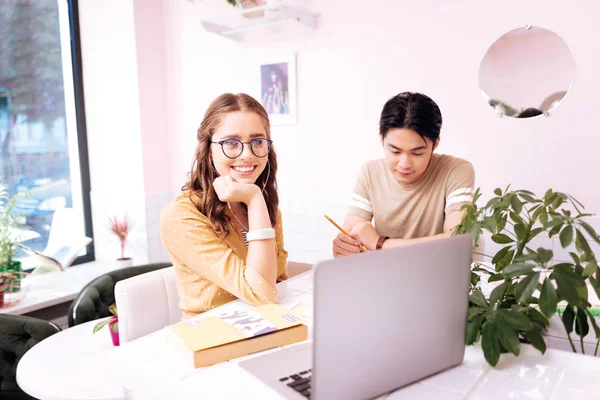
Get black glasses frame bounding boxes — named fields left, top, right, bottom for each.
left=211, top=138, right=273, bottom=159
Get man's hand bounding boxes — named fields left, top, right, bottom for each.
left=349, top=222, right=379, bottom=251
left=332, top=232, right=361, bottom=257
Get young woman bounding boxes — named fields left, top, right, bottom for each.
left=333, top=92, right=475, bottom=256
left=160, top=93, right=288, bottom=319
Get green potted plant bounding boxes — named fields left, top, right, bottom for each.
left=453, top=186, right=600, bottom=366
left=0, top=185, right=26, bottom=292
left=92, top=303, right=119, bottom=346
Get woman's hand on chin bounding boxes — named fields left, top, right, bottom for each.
left=213, top=175, right=261, bottom=204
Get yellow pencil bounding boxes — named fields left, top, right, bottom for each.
left=324, top=214, right=368, bottom=252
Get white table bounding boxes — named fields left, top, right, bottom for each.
left=17, top=271, right=600, bottom=400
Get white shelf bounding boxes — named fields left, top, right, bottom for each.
left=200, top=0, right=318, bottom=41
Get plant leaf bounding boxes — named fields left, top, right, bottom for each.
left=511, top=195, right=523, bottom=215
left=502, top=263, right=535, bottom=278
left=93, top=318, right=112, bottom=335
left=575, top=229, right=592, bottom=256
left=496, top=320, right=521, bottom=356
left=492, top=233, right=514, bottom=244
left=539, top=278, right=558, bottom=318
left=492, top=246, right=512, bottom=265
left=559, top=225, right=574, bottom=249
left=575, top=307, right=590, bottom=338
left=108, top=304, right=118, bottom=316
left=514, top=223, right=527, bottom=242
left=494, top=188, right=502, bottom=196
left=482, top=319, right=501, bottom=366
left=497, top=309, right=534, bottom=331
left=580, top=221, right=600, bottom=245
left=468, top=307, right=485, bottom=320
left=524, top=326, right=547, bottom=354
left=537, top=248, right=553, bottom=264
left=583, top=261, right=597, bottom=278
left=490, top=280, right=509, bottom=305
left=569, top=252, right=581, bottom=265
left=561, top=305, right=575, bottom=334
left=514, top=272, right=541, bottom=304
left=469, top=290, right=489, bottom=309
left=554, top=271, right=582, bottom=305
left=488, top=273, right=505, bottom=283
left=466, top=314, right=484, bottom=345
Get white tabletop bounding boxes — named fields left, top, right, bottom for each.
left=17, top=271, right=600, bottom=400
left=1, top=261, right=129, bottom=315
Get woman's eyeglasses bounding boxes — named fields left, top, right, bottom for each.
left=211, top=138, right=273, bottom=159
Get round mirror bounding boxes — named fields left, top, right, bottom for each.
left=479, top=26, right=575, bottom=118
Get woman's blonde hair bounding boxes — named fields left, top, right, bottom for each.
left=182, top=93, right=279, bottom=236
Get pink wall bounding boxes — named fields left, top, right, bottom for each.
left=479, top=27, right=574, bottom=113
left=132, top=0, right=173, bottom=195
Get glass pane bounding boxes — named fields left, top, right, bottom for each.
left=0, top=0, right=89, bottom=258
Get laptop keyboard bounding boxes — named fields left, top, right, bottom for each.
left=279, top=369, right=312, bottom=398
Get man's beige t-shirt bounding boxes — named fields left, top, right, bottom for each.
left=348, top=154, right=475, bottom=239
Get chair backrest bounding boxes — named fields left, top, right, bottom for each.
left=0, top=314, right=60, bottom=397
left=115, top=266, right=180, bottom=344
left=67, top=263, right=172, bottom=327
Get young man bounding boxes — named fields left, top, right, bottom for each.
left=333, top=92, right=475, bottom=257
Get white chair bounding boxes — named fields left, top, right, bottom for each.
left=114, top=266, right=181, bottom=344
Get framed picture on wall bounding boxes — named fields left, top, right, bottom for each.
left=259, top=54, right=297, bottom=126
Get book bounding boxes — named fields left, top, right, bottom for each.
left=166, top=303, right=308, bottom=368
left=18, top=235, right=92, bottom=272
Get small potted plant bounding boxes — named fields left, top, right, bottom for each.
left=0, top=270, right=15, bottom=307
left=0, top=185, right=26, bottom=292
left=107, top=214, right=133, bottom=267
left=93, top=303, right=119, bottom=346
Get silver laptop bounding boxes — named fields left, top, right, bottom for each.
left=239, top=234, right=472, bottom=400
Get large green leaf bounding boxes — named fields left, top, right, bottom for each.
left=559, top=225, right=574, bottom=249
left=537, top=248, right=553, bottom=264
left=539, top=209, right=549, bottom=226
left=496, top=321, right=520, bottom=356
left=469, top=290, right=489, bottom=309
left=482, top=319, right=500, bottom=366
left=466, top=314, right=484, bottom=345
left=527, top=308, right=550, bottom=329
left=492, top=246, right=512, bottom=265
left=548, top=223, right=564, bottom=238
left=524, top=326, right=547, bottom=354
left=580, top=221, right=600, bottom=245
left=529, top=227, right=544, bottom=240
left=502, top=263, right=535, bottom=278
left=468, top=306, right=485, bottom=320
left=511, top=195, right=523, bottom=215
left=497, top=309, right=534, bottom=331
left=492, top=234, right=514, bottom=244
left=575, top=307, right=590, bottom=338
left=583, top=261, right=597, bottom=278
left=575, top=229, right=592, bottom=256
left=514, top=272, right=540, bottom=304
left=561, top=306, right=575, bottom=334
left=488, top=273, right=505, bottom=283
left=490, top=281, right=509, bottom=305
left=554, top=272, right=582, bottom=305
left=498, top=214, right=508, bottom=232
left=539, top=278, right=558, bottom=318
left=514, top=223, right=527, bottom=242
left=518, top=193, right=537, bottom=203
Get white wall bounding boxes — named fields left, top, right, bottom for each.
left=164, top=0, right=600, bottom=264
left=78, top=0, right=149, bottom=264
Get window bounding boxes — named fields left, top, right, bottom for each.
left=0, top=0, right=94, bottom=266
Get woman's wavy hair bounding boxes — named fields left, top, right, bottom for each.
left=182, top=93, right=279, bottom=237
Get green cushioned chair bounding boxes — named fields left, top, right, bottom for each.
left=0, top=314, right=60, bottom=400
left=67, top=262, right=172, bottom=327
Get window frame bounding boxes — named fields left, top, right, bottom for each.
left=65, top=0, right=94, bottom=265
